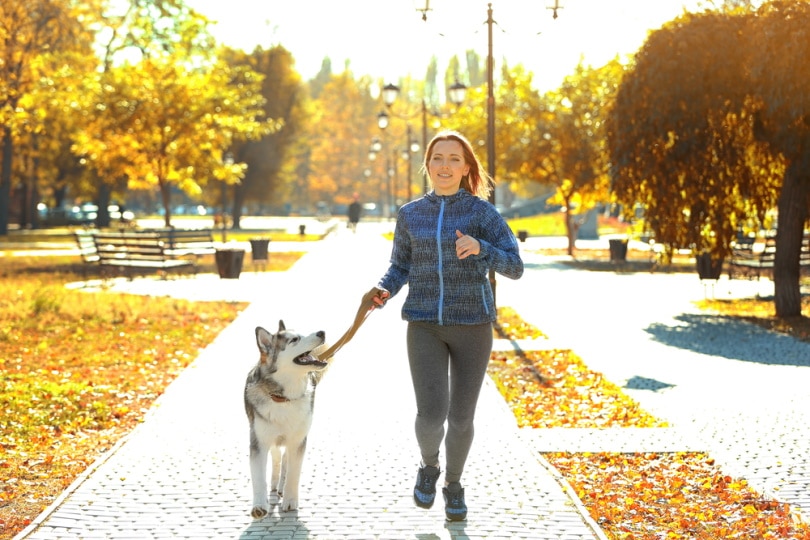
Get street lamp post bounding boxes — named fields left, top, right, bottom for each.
left=380, top=82, right=467, bottom=194
left=416, top=0, right=561, bottom=302
left=368, top=137, right=391, bottom=219
left=377, top=108, right=420, bottom=206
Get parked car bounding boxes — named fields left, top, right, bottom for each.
left=38, top=203, right=134, bottom=226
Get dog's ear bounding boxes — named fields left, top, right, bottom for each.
left=278, top=320, right=286, bottom=332
left=255, top=326, right=273, bottom=354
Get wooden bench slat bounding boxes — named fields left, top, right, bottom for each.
left=91, top=231, right=194, bottom=279
left=131, top=228, right=216, bottom=259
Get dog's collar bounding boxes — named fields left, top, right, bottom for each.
left=270, top=393, right=290, bottom=403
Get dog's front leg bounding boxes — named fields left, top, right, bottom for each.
left=249, top=438, right=270, bottom=519
left=281, top=438, right=307, bottom=511
left=269, top=446, right=282, bottom=504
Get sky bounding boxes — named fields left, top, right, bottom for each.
left=185, top=0, right=708, bottom=92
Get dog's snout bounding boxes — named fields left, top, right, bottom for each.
left=317, top=331, right=325, bottom=339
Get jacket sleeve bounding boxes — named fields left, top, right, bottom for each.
left=475, top=205, right=524, bottom=280
left=377, top=212, right=411, bottom=296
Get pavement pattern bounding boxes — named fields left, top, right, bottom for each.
left=14, top=224, right=810, bottom=539
left=17, top=225, right=605, bottom=540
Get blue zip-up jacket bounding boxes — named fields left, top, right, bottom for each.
left=377, top=189, right=524, bottom=325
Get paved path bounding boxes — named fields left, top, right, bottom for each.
left=17, top=225, right=605, bottom=540
left=497, top=243, right=810, bottom=523
left=15, top=226, right=810, bottom=539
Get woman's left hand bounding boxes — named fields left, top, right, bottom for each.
left=455, top=230, right=480, bottom=259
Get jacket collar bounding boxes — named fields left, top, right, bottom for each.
left=425, top=188, right=469, bottom=204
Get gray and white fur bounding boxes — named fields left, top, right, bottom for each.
left=244, top=320, right=326, bottom=517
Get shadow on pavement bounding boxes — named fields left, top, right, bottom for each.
left=624, top=375, right=676, bottom=392
left=644, top=313, right=810, bottom=367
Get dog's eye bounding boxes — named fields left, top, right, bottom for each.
left=290, top=337, right=299, bottom=344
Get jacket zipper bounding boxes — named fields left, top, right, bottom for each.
left=436, top=199, right=445, bottom=325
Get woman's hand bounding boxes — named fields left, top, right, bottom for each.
left=455, top=230, right=480, bottom=259
left=369, top=287, right=390, bottom=310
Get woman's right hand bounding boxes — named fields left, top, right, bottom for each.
left=369, top=287, right=390, bottom=310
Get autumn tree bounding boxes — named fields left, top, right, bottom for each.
left=498, top=60, right=622, bottom=254
left=74, top=54, right=272, bottom=227
left=608, top=11, right=773, bottom=259
left=746, top=0, right=810, bottom=316
left=17, top=49, right=100, bottom=227
left=221, top=45, right=306, bottom=227
left=607, top=5, right=804, bottom=316
left=308, top=71, right=379, bottom=209
left=0, top=0, right=96, bottom=235
left=72, top=0, right=275, bottom=227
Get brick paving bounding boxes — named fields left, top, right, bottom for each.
left=14, top=225, right=810, bottom=539
left=17, top=226, right=605, bottom=540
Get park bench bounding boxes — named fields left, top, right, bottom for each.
left=728, top=234, right=810, bottom=280
left=92, top=231, right=194, bottom=279
left=150, top=228, right=217, bottom=261
left=74, top=230, right=100, bottom=264
left=74, top=230, right=100, bottom=277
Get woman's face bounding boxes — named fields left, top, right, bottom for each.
left=427, top=140, right=470, bottom=196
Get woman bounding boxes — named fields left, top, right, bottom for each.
left=369, top=130, right=524, bottom=521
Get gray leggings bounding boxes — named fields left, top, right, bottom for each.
left=406, top=321, right=493, bottom=484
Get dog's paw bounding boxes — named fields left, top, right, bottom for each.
left=280, top=497, right=298, bottom=512
left=250, top=505, right=269, bottom=519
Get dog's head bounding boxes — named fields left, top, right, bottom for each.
left=255, top=320, right=327, bottom=372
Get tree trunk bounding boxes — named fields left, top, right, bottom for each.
left=160, top=180, right=172, bottom=228
left=774, top=154, right=810, bottom=317
left=96, top=182, right=112, bottom=228
left=565, top=201, right=578, bottom=256
left=232, top=182, right=244, bottom=230
left=0, top=127, right=13, bottom=235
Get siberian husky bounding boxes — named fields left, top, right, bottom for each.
left=244, top=321, right=327, bottom=517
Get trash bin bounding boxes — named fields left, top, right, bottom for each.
left=215, top=248, right=245, bottom=279
left=608, top=239, right=628, bottom=262
left=696, top=252, right=723, bottom=280
left=517, top=230, right=528, bottom=243
left=298, top=224, right=306, bottom=236
left=249, top=238, right=270, bottom=262
left=249, top=238, right=270, bottom=271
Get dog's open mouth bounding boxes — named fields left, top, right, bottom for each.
left=293, top=351, right=328, bottom=369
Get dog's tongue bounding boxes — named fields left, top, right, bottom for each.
left=295, top=349, right=328, bottom=367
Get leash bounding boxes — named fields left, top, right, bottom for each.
left=315, top=288, right=381, bottom=362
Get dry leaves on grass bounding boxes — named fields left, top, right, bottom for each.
left=488, top=349, right=664, bottom=429
left=491, top=306, right=810, bottom=540
left=546, top=452, right=809, bottom=540
left=493, top=306, right=547, bottom=340
left=0, top=274, right=246, bottom=538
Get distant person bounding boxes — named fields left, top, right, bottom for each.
left=365, top=130, right=524, bottom=521
left=347, top=193, right=362, bottom=232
